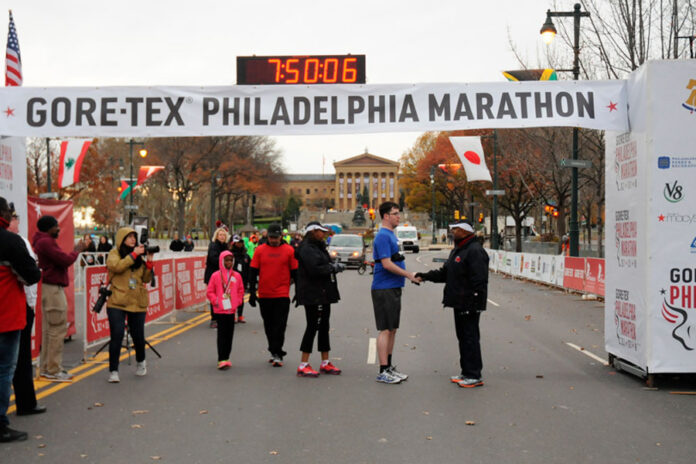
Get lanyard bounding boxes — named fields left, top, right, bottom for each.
left=222, top=270, right=234, bottom=294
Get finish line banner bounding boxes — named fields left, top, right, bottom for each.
left=0, top=81, right=627, bottom=137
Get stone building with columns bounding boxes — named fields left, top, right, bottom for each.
left=281, top=151, right=401, bottom=211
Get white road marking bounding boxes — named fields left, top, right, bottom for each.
left=367, top=337, right=377, bottom=364
left=487, top=299, right=500, bottom=307
left=565, top=342, right=609, bottom=366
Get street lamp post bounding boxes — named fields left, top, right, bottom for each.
left=491, top=131, right=499, bottom=249
left=210, top=172, right=222, bottom=237
left=126, top=139, right=147, bottom=224
left=430, top=166, right=437, bottom=244
left=540, top=3, right=590, bottom=257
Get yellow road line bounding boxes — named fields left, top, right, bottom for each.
left=8, top=312, right=210, bottom=414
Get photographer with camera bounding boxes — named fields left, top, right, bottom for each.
left=104, top=227, right=154, bottom=383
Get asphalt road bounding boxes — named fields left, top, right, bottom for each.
left=4, top=250, right=695, bottom=464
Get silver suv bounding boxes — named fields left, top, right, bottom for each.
left=328, top=234, right=366, bottom=268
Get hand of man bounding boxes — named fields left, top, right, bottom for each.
left=248, top=292, right=257, bottom=307
left=331, top=262, right=346, bottom=273
left=408, top=272, right=422, bottom=285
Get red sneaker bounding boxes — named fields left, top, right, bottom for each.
left=319, top=362, right=342, bottom=375
left=297, top=364, right=319, bottom=377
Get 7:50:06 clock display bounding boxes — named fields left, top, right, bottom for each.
left=237, top=55, right=366, bottom=85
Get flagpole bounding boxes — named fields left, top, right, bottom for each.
left=46, top=138, right=51, bottom=193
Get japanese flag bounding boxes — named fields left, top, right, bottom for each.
left=57, top=139, right=92, bottom=188
left=448, top=136, right=492, bottom=182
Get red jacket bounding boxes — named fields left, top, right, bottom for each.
left=0, top=227, right=41, bottom=333
left=32, top=230, right=79, bottom=287
left=206, top=251, right=244, bottom=314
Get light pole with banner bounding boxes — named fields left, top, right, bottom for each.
left=126, top=139, right=147, bottom=224
left=540, top=3, right=590, bottom=257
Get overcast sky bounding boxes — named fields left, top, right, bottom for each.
left=6, top=0, right=564, bottom=173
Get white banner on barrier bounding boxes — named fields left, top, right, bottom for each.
left=0, top=136, right=28, bottom=237
left=0, top=81, right=628, bottom=137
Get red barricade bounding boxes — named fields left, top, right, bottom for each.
left=175, top=256, right=207, bottom=309
left=563, top=257, right=586, bottom=292
left=584, top=258, right=606, bottom=297
left=146, top=259, right=175, bottom=320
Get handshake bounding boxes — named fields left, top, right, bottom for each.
left=409, top=272, right=424, bottom=285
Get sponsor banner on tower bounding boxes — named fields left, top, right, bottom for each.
left=0, top=81, right=628, bottom=137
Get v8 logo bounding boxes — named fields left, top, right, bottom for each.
left=664, top=181, right=684, bottom=203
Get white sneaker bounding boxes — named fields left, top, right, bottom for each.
left=387, top=365, right=409, bottom=381
left=108, top=371, right=120, bottom=383
left=136, top=361, right=147, bottom=376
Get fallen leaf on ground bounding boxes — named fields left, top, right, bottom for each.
left=426, top=436, right=433, bottom=440
left=465, top=421, right=476, bottom=426
left=38, top=444, right=46, bottom=448
left=80, top=454, right=88, bottom=458
left=199, top=410, right=208, bottom=414
left=35, top=435, right=43, bottom=439
left=524, top=315, right=532, bottom=321
left=536, top=375, right=544, bottom=379
left=131, top=424, right=143, bottom=429
left=151, top=456, right=161, bottom=460
left=569, top=386, right=575, bottom=390
left=423, top=411, right=430, bottom=415
left=378, top=438, right=388, bottom=443
left=269, top=451, right=279, bottom=455
left=93, top=402, right=104, bottom=407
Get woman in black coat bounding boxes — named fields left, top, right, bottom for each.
left=294, top=222, right=345, bottom=377
left=204, top=227, right=230, bottom=328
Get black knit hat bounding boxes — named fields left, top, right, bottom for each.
left=37, top=215, right=58, bottom=232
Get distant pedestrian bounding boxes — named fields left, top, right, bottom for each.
left=97, top=235, right=112, bottom=252
left=169, top=232, right=184, bottom=252
left=183, top=235, right=195, bottom=252
left=248, top=224, right=298, bottom=367
left=416, top=220, right=489, bottom=388
left=206, top=251, right=244, bottom=370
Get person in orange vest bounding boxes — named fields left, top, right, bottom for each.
left=561, top=235, right=570, bottom=256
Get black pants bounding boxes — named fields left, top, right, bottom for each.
left=453, top=310, right=482, bottom=378
left=259, top=298, right=290, bottom=358
left=209, top=303, right=217, bottom=321
left=216, top=313, right=236, bottom=361
left=12, top=306, right=37, bottom=412
left=237, top=302, right=244, bottom=318
left=107, top=308, right=146, bottom=372
left=300, top=304, right=331, bottom=353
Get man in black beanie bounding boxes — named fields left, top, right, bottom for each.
left=32, top=215, right=86, bottom=382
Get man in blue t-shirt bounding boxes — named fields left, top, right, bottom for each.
left=371, top=201, right=421, bottom=384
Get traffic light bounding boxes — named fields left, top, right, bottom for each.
left=478, top=213, right=484, bottom=223
left=454, top=210, right=460, bottom=220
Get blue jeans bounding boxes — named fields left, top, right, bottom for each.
left=0, top=330, right=21, bottom=427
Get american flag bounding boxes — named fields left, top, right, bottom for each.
left=5, top=10, right=22, bottom=86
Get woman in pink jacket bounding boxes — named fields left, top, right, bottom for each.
left=206, top=251, right=244, bottom=370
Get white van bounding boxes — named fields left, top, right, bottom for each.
left=395, top=225, right=420, bottom=253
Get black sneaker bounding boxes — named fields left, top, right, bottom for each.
left=0, top=426, right=28, bottom=443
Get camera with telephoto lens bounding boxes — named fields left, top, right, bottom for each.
left=92, top=284, right=112, bottom=313
left=139, top=228, right=160, bottom=254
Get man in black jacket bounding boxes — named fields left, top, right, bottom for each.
left=416, top=220, right=489, bottom=388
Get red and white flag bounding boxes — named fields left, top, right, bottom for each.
left=5, top=10, right=21, bottom=86
left=448, top=136, right=492, bottom=182
left=137, top=165, right=164, bottom=186
left=57, top=139, right=92, bottom=188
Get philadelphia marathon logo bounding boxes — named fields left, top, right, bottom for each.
left=660, top=267, right=696, bottom=350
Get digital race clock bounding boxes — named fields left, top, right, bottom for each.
left=236, top=55, right=366, bottom=85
